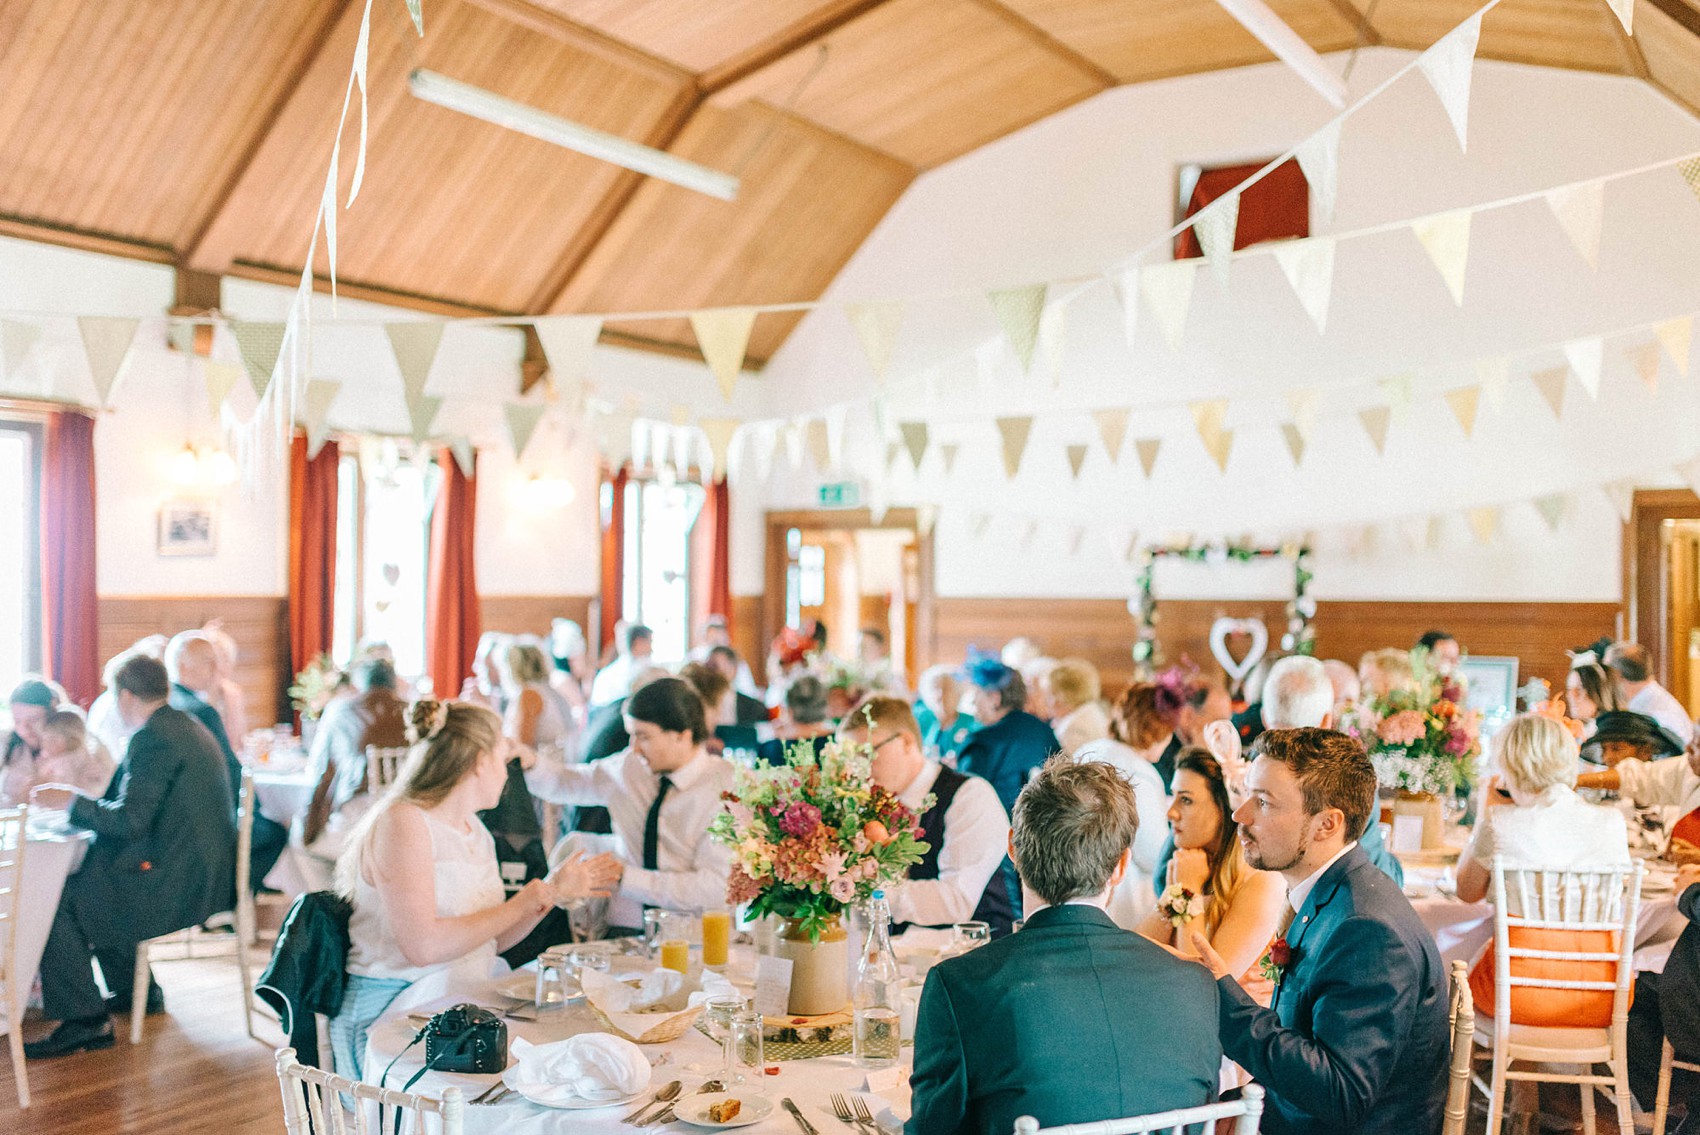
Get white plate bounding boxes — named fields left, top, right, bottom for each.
left=674, top=1093, right=775, bottom=1128
left=496, top=972, right=581, bottom=1003
left=499, top=1072, right=644, bottom=1110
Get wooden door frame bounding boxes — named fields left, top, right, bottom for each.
left=761, top=509, right=936, bottom=673
left=1626, top=489, right=1700, bottom=689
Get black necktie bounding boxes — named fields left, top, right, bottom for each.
left=642, top=774, right=674, bottom=870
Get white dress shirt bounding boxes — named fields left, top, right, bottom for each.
left=1629, top=682, right=1695, bottom=745
left=1286, top=840, right=1359, bottom=915
left=525, top=747, right=734, bottom=926
left=1072, top=739, right=1169, bottom=930
left=890, top=761, right=1009, bottom=928
left=589, top=654, right=644, bottom=709
left=1615, top=754, right=1700, bottom=824
left=1463, top=785, right=1629, bottom=916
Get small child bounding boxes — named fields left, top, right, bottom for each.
left=33, top=708, right=117, bottom=800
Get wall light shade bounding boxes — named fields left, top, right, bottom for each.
left=408, top=69, right=740, bottom=201
left=1214, top=0, right=1348, bottom=108
left=171, top=444, right=201, bottom=486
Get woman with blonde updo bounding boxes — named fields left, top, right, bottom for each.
left=330, top=700, right=619, bottom=1077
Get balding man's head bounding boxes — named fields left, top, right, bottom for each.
left=1261, top=656, right=1334, bottom=729
left=165, top=632, right=219, bottom=693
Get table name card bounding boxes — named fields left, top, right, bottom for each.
left=754, top=955, right=794, bottom=1018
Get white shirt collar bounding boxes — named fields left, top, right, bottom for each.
left=1286, top=840, right=1358, bottom=913
left=896, top=759, right=942, bottom=811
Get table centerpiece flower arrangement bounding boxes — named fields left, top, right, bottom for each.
left=709, top=736, right=930, bottom=1015
left=287, top=652, right=344, bottom=720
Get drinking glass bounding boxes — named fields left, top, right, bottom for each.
left=704, top=994, right=745, bottom=1083
left=535, top=946, right=571, bottom=1010
left=728, top=1005, right=765, bottom=1084
left=642, top=908, right=668, bottom=958
left=701, top=909, right=732, bottom=969
left=569, top=946, right=609, bottom=993
left=951, top=921, right=991, bottom=952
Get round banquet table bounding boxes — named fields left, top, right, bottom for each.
left=5, top=813, right=91, bottom=1032
left=362, top=947, right=910, bottom=1135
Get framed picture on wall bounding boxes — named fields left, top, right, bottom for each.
left=158, top=499, right=216, bottom=557
left=1458, top=655, right=1519, bottom=717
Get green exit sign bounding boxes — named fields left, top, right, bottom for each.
left=817, top=481, right=861, bottom=508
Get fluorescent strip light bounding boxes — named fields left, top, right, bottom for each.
left=408, top=68, right=740, bottom=201
left=1215, top=0, right=1348, bottom=108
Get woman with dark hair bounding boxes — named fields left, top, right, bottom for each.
left=0, top=677, right=73, bottom=805
left=1566, top=659, right=1625, bottom=739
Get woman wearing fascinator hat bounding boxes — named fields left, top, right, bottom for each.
left=1565, top=649, right=1627, bottom=741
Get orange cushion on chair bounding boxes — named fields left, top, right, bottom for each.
left=1468, top=928, right=1631, bottom=1028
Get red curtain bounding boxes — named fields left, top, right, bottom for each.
left=427, top=448, right=480, bottom=700
left=288, top=434, right=340, bottom=684
left=599, top=465, right=628, bottom=654
left=689, top=477, right=732, bottom=636
left=1174, top=158, right=1310, bottom=260
left=40, top=409, right=99, bottom=705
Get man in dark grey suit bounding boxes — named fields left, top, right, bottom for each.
left=26, top=655, right=237, bottom=1057
left=1191, top=728, right=1448, bottom=1135
left=907, top=758, right=1222, bottom=1135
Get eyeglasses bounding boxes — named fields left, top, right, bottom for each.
left=868, top=733, right=904, bottom=753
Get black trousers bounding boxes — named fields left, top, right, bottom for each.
left=39, top=872, right=150, bottom=1022
left=1629, top=969, right=1700, bottom=1116
left=250, top=813, right=289, bottom=891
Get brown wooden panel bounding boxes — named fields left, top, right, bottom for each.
left=98, top=596, right=290, bottom=730
left=1636, top=0, right=1700, bottom=116
left=729, top=594, right=765, bottom=674
left=997, top=0, right=1361, bottom=84
left=554, top=102, right=912, bottom=361
left=479, top=594, right=593, bottom=637
left=1358, top=0, right=1630, bottom=74
left=525, top=0, right=853, bottom=73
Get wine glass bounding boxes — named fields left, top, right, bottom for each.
left=951, top=921, right=991, bottom=953
left=703, top=994, right=745, bottom=1083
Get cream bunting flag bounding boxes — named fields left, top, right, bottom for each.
left=1202, top=429, right=1233, bottom=473
left=1140, top=259, right=1198, bottom=352
left=1296, top=118, right=1342, bottom=229
left=782, top=422, right=805, bottom=472
left=1544, top=181, right=1605, bottom=270
left=301, top=378, right=342, bottom=456
left=846, top=300, right=903, bottom=384
left=806, top=418, right=832, bottom=473
left=1603, top=479, right=1636, bottom=522
left=1657, top=316, right=1692, bottom=376
left=1678, top=157, right=1700, bottom=204
left=1467, top=506, right=1498, bottom=545
left=534, top=315, right=602, bottom=390
left=1135, top=438, right=1162, bottom=479
left=1359, top=406, right=1391, bottom=454
left=899, top=421, right=929, bottom=471
left=996, top=416, right=1034, bottom=479
left=1630, top=341, right=1662, bottom=393
left=690, top=307, right=758, bottom=401
left=1066, top=443, right=1089, bottom=479
left=1068, top=526, right=1086, bottom=557
left=940, top=442, right=960, bottom=476
left=386, top=322, right=444, bottom=407
left=1534, top=493, right=1567, bottom=531
left=1606, top=0, right=1633, bottom=33
left=1280, top=423, right=1306, bottom=467
left=1, top=320, right=41, bottom=376
left=449, top=437, right=475, bottom=480
left=203, top=360, right=243, bottom=417
left=1417, top=12, right=1483, bottom=152
left=988, top=285, right=1047, bottom=373
left=77, top=316, right=139, bottom=406
left=1193, top=193, right=1240, bottom=286
left=885, top=441, right=902, bottom=476
left=1531, top=367, right=1568, bottom=419
left=1020, top=519, right=1040, bottom=549
left=1477, top=356, right=1510, bottom=409
left=969, top=513, right=992, bottom=540
left=1412, top=210, right=1472, bottom=305
left=699, top=418, right=738, bottom=481
left=230, top=321, right=287, bottom=400
left=1287, top=388, right=1320, bottom=440
left=747, top=421, right=776, bottom=484
left=1038, top=300, right=1069, bottom=388
left=505, top=402, right=546, bottom=460
left=825, top=404, right=848, bottom=472
left=1272, top=237, right=1335, bottom=334
left=1380, top=375, right=1413, bottom=418
left=1113, top=267, right=1141, bottom=353
left=1191, top=399, right=1227, bottom=444
left=408, top=395, right=442, bottom=443
left=1444, top=386, right=1480, bottom=437
left=1564, top=337, right=1604, bottom=399
left=1093, top=408, right=1128, bottom=460
left=672, top=425, right=696, bottom=482
left=1397, top=515, right=1429, bottom=550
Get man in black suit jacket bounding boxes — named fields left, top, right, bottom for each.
left=1190, top=728, right=1448, bottom=1135
left=26, top=656, right=237, bottom=1057
left=908, top=758, right=1222, bottom=1135
left=1629, top=865, right=1700, bottom=1129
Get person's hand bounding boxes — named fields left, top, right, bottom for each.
left=1171, top=847, right=1211, bottom=894
left=512, top=878, right=557, bottom=918
left=1202, top=719, right=1242, bottom=768
left=29, top=784, right=76, bottom=811
left=506, top=738, right=538, bottom=771
left=548, top=851, right=621, bottom=900
left=1187, top=929, right=1233, bottom=981
left=1676, top=863, right=1700, bottom=895
left=1669, top=837, right=1700, bottom=867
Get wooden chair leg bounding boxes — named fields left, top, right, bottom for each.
left=237, top=924, right=257, bottom=1041
left=1655, top=1040, right=1676, bottom=1135
left=1578, top=1076, right=1596, bottom=1135
left=1486, top=1047, right=1508, bottom=1135
left=129, top=941, right=150, bottom=1045
left=1611, top=1057, right=1635, bottom=1135
left=8, top=1011, right=29, bottom=1109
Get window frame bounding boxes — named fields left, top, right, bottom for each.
left=0, top=407, right=47, bottom=684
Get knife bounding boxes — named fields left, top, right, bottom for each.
left=782, top=1098, right=821, bottom=1135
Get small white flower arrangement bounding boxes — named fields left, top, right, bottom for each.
left=1156, top=883, right=1208, bottom=929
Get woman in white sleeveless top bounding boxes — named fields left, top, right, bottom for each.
left=330, top=700, right=619, bottom=1078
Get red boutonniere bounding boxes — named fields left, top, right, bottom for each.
left=1257, top=935, right=1294, bottom=984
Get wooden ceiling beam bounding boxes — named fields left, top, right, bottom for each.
left=1646, top=0, right=1700, bottom=38
left=1323, top=0, right=1382, bottom=45
left=973, top=0, right=1119, bottom=88
left=456, top=0, right=691, bottom=85
left=699, top=0, right=902, bottom=93
left=0, top=213, right=175, bottom=265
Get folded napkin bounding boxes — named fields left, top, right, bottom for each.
left=586, top=968, right=686, bottom=1013
left=507, top=1034, right=651, bottom=1104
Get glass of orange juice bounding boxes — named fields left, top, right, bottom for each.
left=659, top=937, right=691, bottom=973
left=701, top=909, right=732, bottom=968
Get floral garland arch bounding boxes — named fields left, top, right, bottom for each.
left=1130, top=542, right=1316, bottom=675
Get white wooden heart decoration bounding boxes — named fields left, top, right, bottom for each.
left=1209, top=616, right=1269, bottom=687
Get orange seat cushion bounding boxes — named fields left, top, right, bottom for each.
left=1468, top=928, right=1631, bottom=1028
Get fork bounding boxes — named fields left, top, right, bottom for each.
left=851, top=1095, right=880, bottom=1133
left=829, top=1094, right=862, bottom=1129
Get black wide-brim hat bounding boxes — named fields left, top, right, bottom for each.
left=1587, top=710, right=1686, bottom=758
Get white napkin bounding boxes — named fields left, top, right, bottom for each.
left=587, top=968, right=687, bottom=1012
left=507, top=1034, right=651, bottom=1103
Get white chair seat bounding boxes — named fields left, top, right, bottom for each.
left=1475, top=1021, right=1612, bottom=1062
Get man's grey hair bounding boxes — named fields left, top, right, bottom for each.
left=1011, top=757, right=1138, bottom=906
left=1261, top=655, right=1334, bottom=729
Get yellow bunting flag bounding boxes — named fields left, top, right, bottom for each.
left=1065, top=443, right=1088, bottom=479
left=1445, top=386, right=1480, bottom=437
left=899, top=421, right=929, bottom=471
left=202, top=360, right=243, bottom=417
left=805, top=419, right=832, bottom=473
left=846, top=301, right=903, bottom=384
left=689, top=307, right=758, bottom=401
left=1678, top=157, right=1700, bottom=205
left=505, top=402, right=546, bottom=460
left=1135, top=438, right=1162, bottom=479
left=699, top=418, right=738, bottom=481
left=1412, top=210, right=1472, bottom=305
left=1630, top=341, right=1662, bottom=393
left=1092, top=408, right=1128, bottom=460
left=1202, top=429, right=1233, bottom=474
left=1190, top=399, right=1227, bottom=442
left=987, top=285, right=1047, bottom=373
left=996, top=416, right=1033, bottom=479
left=385, top=322, right=444, bottom=408
left=77, top=316, right=139, bottom=406
left=1359, top=406, right=1391, bottom=455
left=1417, top=12, right=1483, bottom=152
left=230, top=320, right=286, bottom=400
left=1657, top=317, right=1692, bottom=376
left=1280, top=423, right=1306, bottom=467
left=1287, top=388, right=1319, bottom=440
left=1531, top=367, right=1568, bottom=419
left=408, top=395, right=442, bottom=443
left=1467, top=506, right=1498, bottom=545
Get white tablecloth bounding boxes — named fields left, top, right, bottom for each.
left=252, top=766, right=317, bottom=827
left=5, top=822, right=90, bottom=1033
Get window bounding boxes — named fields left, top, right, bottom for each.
left=620, top=477, right=704, bottom=663
left=1174, top=157, right=1309, bottom=260
left=0, top=419, right=42, bottom=695
left=330, top=444, right=434, bottom=678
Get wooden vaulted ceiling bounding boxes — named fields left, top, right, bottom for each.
left=2, top=0, right=1700, bottom=368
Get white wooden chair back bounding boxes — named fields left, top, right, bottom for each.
left=0, top=804, right=31, bottom=1107
left=1443, top=959, right=1473, bottom=1135
left=275, top=1046, right=464, bottom=1135
left=366, top=746, right=409, bottom=794
left=1012, top=1083, right=1263, bottom=1135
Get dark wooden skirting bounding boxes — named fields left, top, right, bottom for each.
left=98, top=595, right=290, bottom=729
left=478, top=595, right=594, bottom=639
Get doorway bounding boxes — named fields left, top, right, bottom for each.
left=1626, top=490, right=1700, bottom=698
left=761, top=509, right=934, bottom=690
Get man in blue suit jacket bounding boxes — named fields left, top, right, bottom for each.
left=1190, top=728, right=1448, bottom=1135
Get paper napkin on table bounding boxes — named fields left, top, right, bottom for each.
left=507, top=1034, right=651, bottom=1102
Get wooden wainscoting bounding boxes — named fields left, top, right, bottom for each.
left=98, top=595, right=289, bottom=727
left=478, top=595, right=594, bottom=639
left=932, top=597, right=1622, bottom=698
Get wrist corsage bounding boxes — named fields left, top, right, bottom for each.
left=1257, top=935, right=1294, bottom=984
left=1156, top=883, right=1207, bottom=929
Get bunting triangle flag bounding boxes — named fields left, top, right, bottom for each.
left=899, top=421, right=929, bottom=471
left=1359, top=406, right=1391, bottom=455
left=969, top=513, right=992, bottom=540
left=385, top=322, right=444, bottom=407
left=1380, top=375, right=1413, bottom=417
left=806, top=418, right=832, bottom=473
left=1065, top=443, right=1089, bottom=479
left=782, top=422, right=805, bottom=472
left=1193, top=193, right=1240, bottom=286
left=202, top=360, right=243, bottom=417
left=698, top=419, right=738, bottom=481
left=1287, top=388, right=1320, bottom=440
left=1417, top=12, right=1483, bottom=152
left=1679, top=457, right=1700, bottom=498
left=988, top=284, right=1047, bottom=373
left=884, top=442, right=901, bottom=476
left=1606, top=0, right=1633, bottom=33
left=1544, top=181, right=1605, bottom=270
left=230, top=321, right=286, bottom=400
left=1280, top=422, right=1306, bottom=467
left=1038, top=300, right=1069, bottom=388
left=1412, top=210, right=1472, bottom=305
left=505, top=402, right=546, bottom=459
left=1135, top=438, right=1161, bottom=479
left=916, top=504, right=938, bottom=538
left=1445, top=385, right=1480, bottom=437
left=1467, top=505, right=1498, bottom=545
left=1140, top=259, right=1197, bottom=352
left=1531, top=367, right=1568, bottom=419
left=1630, top=341, right=1662, bottom=393
left=1534, top=493, right=1567, bottom=531
left=77, top=316, right=138, bottom=405
left=1, top=320, right=41, bottom=375
left=1092, top=408, right=1128, bottom=460
left=1190, top=399, right=1227, bottom=441
left=534, top=315, right=602, bottom=390
left=1397, top=515, right=1430, bottom=551
left=1603, top=479, right=1636, bottom=522
left=1677, top=157, right=1700, bottom=205
left=1202, top=428, right=1233, bottom=474
left=403, top=0, right=423, bottom=35
left=1113, top=266, right=1141, bottom=353
left=1295, top=118, right=1342, bottom=229
left=1564, top=337, right=1605, bottom=399
left=301, top=378, right=342, bottom=456
left=940, top=442, right=960, bottom=476
left=408, top=395, right=442, bottom=443
left=845, top=300, right=903, bottom=384
left=1272, top=237, right=1335, bottom=334
left=1020, top=519, right=1040, bottom=549
left=1477, top=356, right=1510, bottom=409
left=689, top=307, right=758, bottom=400
left=1068, top=526, right=1086, bottom=557
left=824, top=404, right=848, bottom=472
left=449, top=437, right=475, bottom=480
left=996, top=416, right=1033, bottom=479
left=1657, top=316, right=1692, bottom=376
